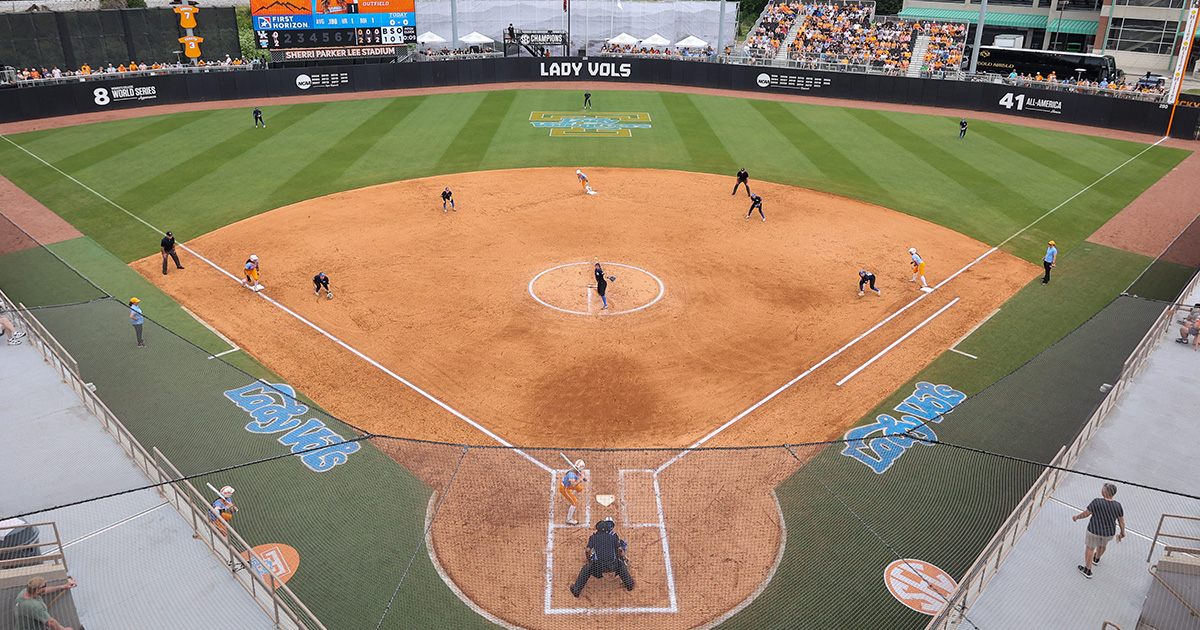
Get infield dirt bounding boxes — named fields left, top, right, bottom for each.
left=133, top=167, right=1035, bottom=629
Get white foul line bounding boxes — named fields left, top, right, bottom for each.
left=0, top=135, right=551, bottom=475
left=837, top=298, right=961, bottom=386
left=948, top=348, right=978, bottom=360
left=953, top=307, right=999, bottom=349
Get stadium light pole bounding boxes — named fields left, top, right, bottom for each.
left=717, top=0, right=728, bottom=60
left=450, top=0, right=458, bottom=51
left=968, top=0, right=990, bottom=74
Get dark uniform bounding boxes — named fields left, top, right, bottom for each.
left=858, top=270, right=880, bottom=296
left=161, top=231, right=184, bottom=275
left=570, top=518, right=634, bottom=597
left=733, top=168, right=750, bottom=196
left=958, top=118, right=968, bottom=139
left=313, top=272, right=331, bottom=298
left=594, top=262, right=608, bottom=310
left=584, top=91, right=592, bottom=110
left=254, top=107, right=266, bottom=128
left=746, top=194, right=764, bottom=221
left=442, top=187, right=455, bottom=212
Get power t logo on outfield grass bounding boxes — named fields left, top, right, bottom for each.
left=224, top=382, right=361, bottom=471
left=529, top=112, right=651, bottom=137
left=841, top=382, right=965, bottom=474
left=884, top=559, right=957, bottom=615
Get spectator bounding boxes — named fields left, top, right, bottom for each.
left=1177, top=303, right=1200, bottom=347
left=16, top=576, right=79, bottom=630
left=0, top=315, right=26, bottom=345
left=1072, top=483, right=1125, bottom=579
left=129, top=297, right=145, bottom=348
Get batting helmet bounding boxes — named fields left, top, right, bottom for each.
left=220, top=486, right=235, bottom=498
left=249, top=254, right=258, bottom=262
left=574, top=459, right=585, bottom=470
left=909, top=248, right=917, bottom=254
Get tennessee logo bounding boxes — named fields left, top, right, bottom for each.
left=529, top=112, right=652, bottom=137
left=242, top=543, right=300, bottom=586
left=884, top=559, right=957, bottom=615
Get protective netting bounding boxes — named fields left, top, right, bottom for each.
left=415, top=0, right=739, bottom=55
left=2, top=209, right=1200, bottom=630
left=0, top=12, right=64, bottom=71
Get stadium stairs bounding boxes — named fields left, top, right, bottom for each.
left=776, top=19, right=803, bottom=61
left=908, top=34, right=930, bottom=77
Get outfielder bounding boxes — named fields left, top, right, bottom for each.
left=746, top=194, right=765, bottom=221
left=442, top=187, right=455, bottom=212
left=207, top=485, right=238, bottom=537
left=909, top=248, right=929, bottom=289
left=858, top=270, right=881, bottom=297
left=584, top=90, right=592, bottom=110
left=314, top=272, right=332, bottom=299
left=244, top=254, right=261, bottom=291
left=560, top=459, right=587, bottom=525
left=253, top=107, right=266, bottom=128
left=958, top=118, right=968, bottom=139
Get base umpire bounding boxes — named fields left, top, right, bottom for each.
left=571, top=517, right=634, bottom=597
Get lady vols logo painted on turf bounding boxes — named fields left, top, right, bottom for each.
left=884, top=559, right=957, bottom=615
left=841, top=382, right=965, bottom=474
left=224, top=382, right=361, bottom=472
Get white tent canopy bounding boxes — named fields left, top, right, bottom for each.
left=606, top=32, right=641, bottom=45
left=417, top=31, right=446, bottom=44
left=674, top=35, right=708, bottom=48
left=458, top=31, right=495, bottom=44
left=640, top=33, right=670, bottom=46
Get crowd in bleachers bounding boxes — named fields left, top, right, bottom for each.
left=916, top=21, right=966, bottom=74
left=600, top=44, right=718, bottom=58
left=419, top=46, right=500, bottom=60
left=7, top=55, right=259, bottom=84
left=788, top=5, right=912, bottom=72
left=744, top=0, right=801, bottom=59
left=1003, top=70, right=1167, bottom=97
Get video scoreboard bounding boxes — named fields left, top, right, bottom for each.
left=251, top=0, right=416, bottom=49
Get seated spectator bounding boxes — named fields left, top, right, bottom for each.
left=1176, top=303, right=1200, bottom=346
left=0, top=316, right=25, bottom=345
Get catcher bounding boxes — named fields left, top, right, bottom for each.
left=560, top=460, right=586, bottom=525
left=207, top=485, right=238, bottom=537
left=570, top=517, right=634, bottom=597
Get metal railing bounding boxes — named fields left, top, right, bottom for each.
left=0, top=288, right=323, bottom=630
left=1101, top=622, right=1124, bottom=630
left=1, top=63, right=262, bottom=89
left=1147, top=514, right=1200, bottom=562
left=924, top=270, right=1200, bottom=630
left=0, top=521, right=67, bottom=573
left=1148, top=564, right=1200, bottom=618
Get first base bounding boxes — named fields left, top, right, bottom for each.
left=920, top=287, right=934, bottom=293
left=587, top=190, right=598, bottom=195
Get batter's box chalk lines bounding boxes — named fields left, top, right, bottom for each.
left=529, top=261, right=664, bottom=316
left=0, top=136, right=553, bottom=475
left=836, top=297, right=960, bottom=386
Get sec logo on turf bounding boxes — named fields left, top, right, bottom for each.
left=756, top=73, right=771, bottom=88
left=296, top=74, right=312, bottom=90
left=883, top=558, right=957, bottom=615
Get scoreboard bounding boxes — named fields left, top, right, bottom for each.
left=257, top=26, right=412, bottom=49
left=252, top=0, right=416, bottom=48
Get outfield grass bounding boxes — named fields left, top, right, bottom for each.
left=0, top=89, right=1192, bottom=630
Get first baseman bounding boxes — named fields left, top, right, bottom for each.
left=560, top=460, right=587, bottom=525
left=442, top=187, right=455, bottom=212
left=909, top=248, right=928, bottom=289
left=858, top=270, right=881, bottom=297
left=746, top=194, right=764, bottom=221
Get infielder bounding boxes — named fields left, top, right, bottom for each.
left=441, top=187, right=455, bottom=212
left=243, top=254, right=261, bottom=290
left=560, top=460, right=587, bottom=525
left=208, top=485, right=238, bottom=537
left=858, top=270, right=881, bottom=296
left=909, top=248, right=928, bottom=289
left=594, top=260, right=612, bottom=310
left=746, top=194, right=765, bottom=221
left=314, top=272, right=332, bottom=299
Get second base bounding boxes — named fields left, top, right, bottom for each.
left=253, top=284, right=264, bottom=291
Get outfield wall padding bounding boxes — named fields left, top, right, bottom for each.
left=2, top=57, right=1196, bottom=137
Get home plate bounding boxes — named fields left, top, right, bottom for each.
left=596, top=494, right=615, bottom=507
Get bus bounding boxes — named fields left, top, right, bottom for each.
left=967, top=46, right=1122, bottom=82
